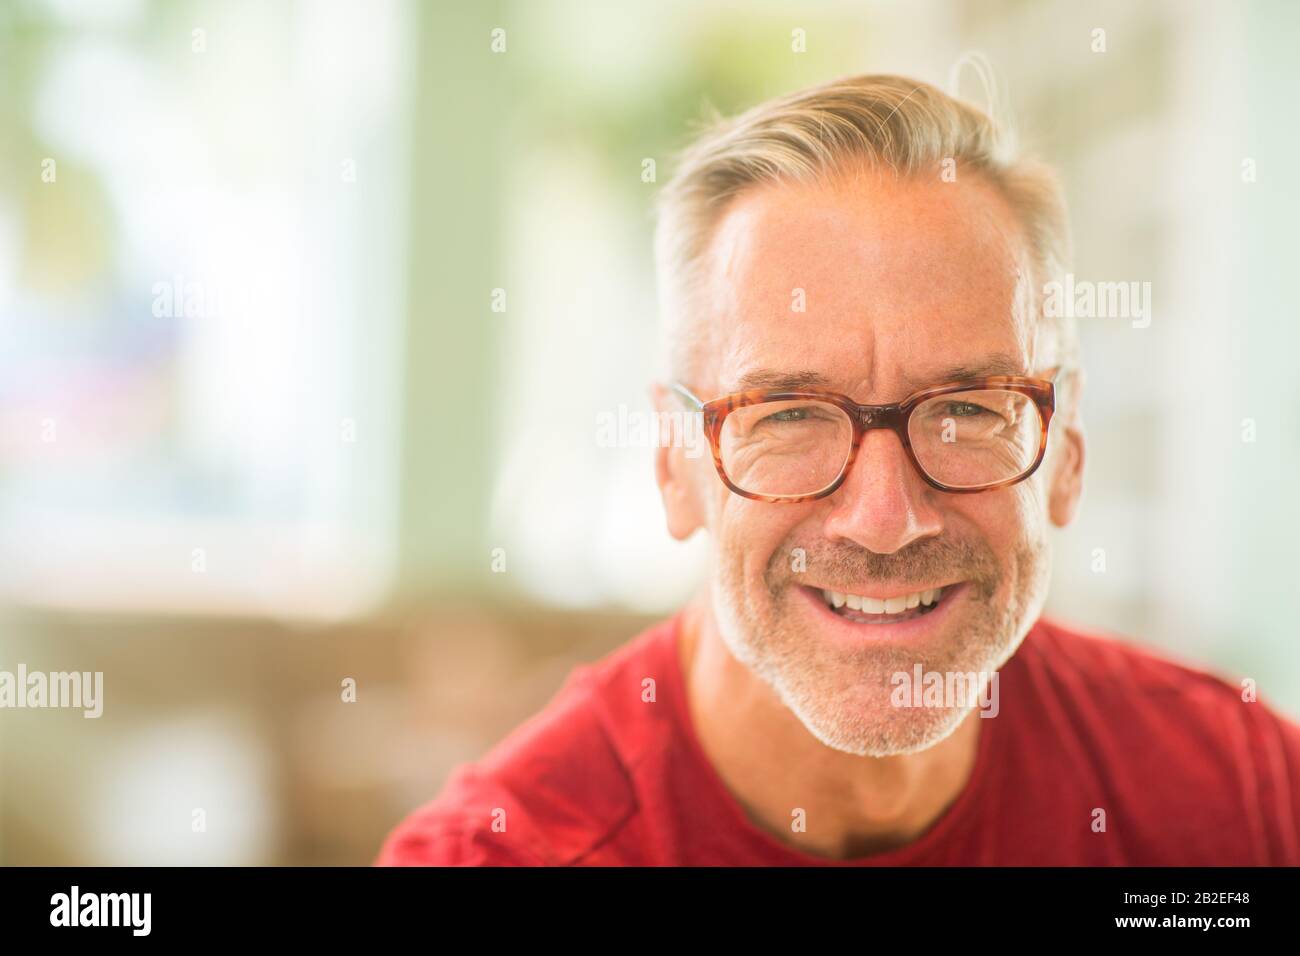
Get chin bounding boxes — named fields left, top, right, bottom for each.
left=779, top=669, right=976, bottom=757
left=713, top=577, right=1011, bottom=755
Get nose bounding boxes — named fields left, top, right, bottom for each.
left=821, top=427, right=945, bottom=554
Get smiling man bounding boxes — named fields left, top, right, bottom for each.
left=378, top=74, right=1300, bottom=865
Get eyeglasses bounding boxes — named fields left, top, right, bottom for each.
left=670, top=371, right=1058, bottom=501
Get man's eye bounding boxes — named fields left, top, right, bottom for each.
left=762, top=407, right=810, bottom=424
left=946, top=401, right=991, bottom=418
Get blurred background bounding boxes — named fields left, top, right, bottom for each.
left=1, top=0, right=1297, bottom=864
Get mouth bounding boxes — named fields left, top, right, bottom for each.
left=797, top=581, right=965, bottom=635
left=819, top=584, right=947, bottom=623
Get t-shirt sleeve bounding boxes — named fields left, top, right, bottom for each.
left=374, top=817, right=547, bottom=867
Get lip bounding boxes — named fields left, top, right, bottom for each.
left=796, top=581, right=968, bottom=644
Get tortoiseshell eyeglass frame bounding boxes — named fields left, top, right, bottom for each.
left=669, top=371, right=1059, bottom=502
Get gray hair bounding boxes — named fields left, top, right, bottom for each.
left=652, top=73, right=1076, bottom=386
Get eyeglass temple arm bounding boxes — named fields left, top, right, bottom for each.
left=669, top=382, right=705, bottom=410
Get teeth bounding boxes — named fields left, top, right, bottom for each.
left=822, top=586, right=945, bottom=615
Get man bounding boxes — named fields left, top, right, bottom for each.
left=378, top=74, right=1300, bottom=865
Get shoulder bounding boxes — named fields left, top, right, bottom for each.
left=1016, top=616, right=1300, bottom=860
left=1022, top=616, right=1299, bottom=742
left=1023, top=616, right=1274, bottom=711
left=375, top=616, right=680, bottom=866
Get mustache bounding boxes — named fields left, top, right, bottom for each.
left=768, top=536, right=1000, bottom=598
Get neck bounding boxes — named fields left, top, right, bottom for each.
left=678, top=595, right=982, bottom=860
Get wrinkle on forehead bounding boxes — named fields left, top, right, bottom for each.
left=694, top=172, right=1039, bottom=396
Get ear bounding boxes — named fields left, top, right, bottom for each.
left=651, top=383, right=707, bottom=540
left=1047, top=369, right=1086, bottom=527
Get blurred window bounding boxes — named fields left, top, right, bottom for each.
left=0, top=0, right=412, bottom=618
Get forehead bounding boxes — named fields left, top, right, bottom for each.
left=698, top=170, right=1037, bottom=398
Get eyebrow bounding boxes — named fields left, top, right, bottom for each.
left=900, top=355, right=1029, bottom=387
left=728, top=355, right=1029, bottom=395
left=730, top=369, right=834, bottom=391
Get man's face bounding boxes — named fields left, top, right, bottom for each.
left=659, top=169, right=1084, bottom=756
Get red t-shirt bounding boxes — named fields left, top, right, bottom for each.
left=376, top=613, right=1300, bottom=865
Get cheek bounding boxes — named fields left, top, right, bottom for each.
left=951, top=480, right=1050, bottom=568
left=988, top=481, right=1054, bottom=599
left=1010, top=472, right=1053, bottom=537
left=708, top=489, right=806, bottom=586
